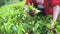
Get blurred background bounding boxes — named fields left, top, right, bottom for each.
left=0, top=0, right=23, bottom=6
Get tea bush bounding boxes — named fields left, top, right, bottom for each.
left=0, top=0, right=60, bottom=34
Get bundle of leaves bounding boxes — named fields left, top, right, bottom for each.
left=27, top=3, right=40, bottom=15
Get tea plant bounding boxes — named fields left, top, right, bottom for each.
left=0, top=0, right=60, bottom=34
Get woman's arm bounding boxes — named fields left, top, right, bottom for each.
left=53, top=5, right=60, bottom=21
left=51, top=5, right=60, bottom=30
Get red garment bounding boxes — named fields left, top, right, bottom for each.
left=44, top=0, right=60, bottom=15
left=25, top=0, right=60, bottom=15
left=25, top=0, right=33, bottom=5
left=25, top=0, right=42, bottom=6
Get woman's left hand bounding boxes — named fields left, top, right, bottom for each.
left=50, top=21, right=54, bottom=32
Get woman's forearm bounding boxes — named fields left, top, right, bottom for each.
left=50, top=5, right=60, bottom=30
left=53, top=5, right=60, bottom=21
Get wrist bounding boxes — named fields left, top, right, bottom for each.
left=51, top=20, right=57, bottom=25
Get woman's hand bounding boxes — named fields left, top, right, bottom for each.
left=24, top=5, right=36, bottom=16
left=48, top=21, right=54, bottom=32
left=51, top=21, right=54, bottom=30
left=28, top=8, right=35, bottom=16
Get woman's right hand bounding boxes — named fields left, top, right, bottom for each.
left=28, top=9, right=35, bottom=16
left=24, top=5, right=36, bottom=16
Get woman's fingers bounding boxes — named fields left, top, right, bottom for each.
left=51, top=22, right=54, bottom=29
left=29, top=10, right=35, bottom=16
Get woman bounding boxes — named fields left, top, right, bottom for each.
left=25, top=0, right=60, bottom=33
left=44, top=0, right=60, bottom=32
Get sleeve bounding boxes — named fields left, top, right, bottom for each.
left=25, top=0, right=33, bottom=5
left=52, top=0, right=59, bottom=6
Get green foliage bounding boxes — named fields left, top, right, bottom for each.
left=0, top=0, right=60, bottom=34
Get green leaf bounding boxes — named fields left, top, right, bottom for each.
left=33, top=22, right=39, bottom=31
left=46, top=23, right=50, bottom=29
left=17, top=23, right=23, bottom=34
